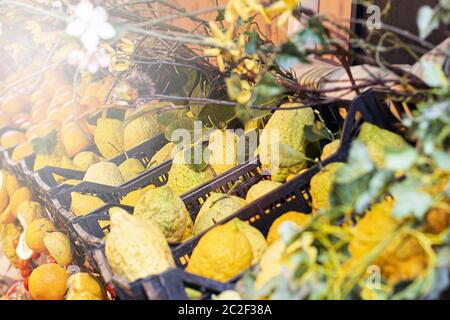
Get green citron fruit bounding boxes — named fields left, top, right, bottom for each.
left=321, top=139, right=340, bottom=160
left=310, top=162, right=345, bottom=212
left=246, top=180, right=282, bottom=203
left=358, top=123, right=407, bottom=166
left=257, top=107, right=315, bottom=182
left=134, top=185, right=193, bottom=243
left=193, top=193, right=247, bottom=235
left=83, top=161, right=124, bottom=186
left=94, top=118, right=124, bottom=159
left=105, top=207, right=175, bottom=282
left=186, top=219, right=253, bottom=282
left=167, top=149, right=215, bottom=195
left=73, top=151, right=104, bottom=170
left=70, top=193, right=106, bottom=217
left=149, top=142, right=176, bottom=168
left=123, top=117, right=163, bottom=151
left=208, top=130, right=239, bottom=175
left=119, top=158, right=145, bottom=181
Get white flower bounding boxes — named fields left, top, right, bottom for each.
left=65, top=0, right=116, bottom=51
left=68, top=48, right=111, bottom=74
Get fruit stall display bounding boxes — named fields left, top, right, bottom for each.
left=0, top=1, right=449, bottom=300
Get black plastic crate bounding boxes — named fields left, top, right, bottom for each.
left=24, top=134, right=167, bottom=229
left=1, top=147, right=28, bottom=185
left=84, top=149, right=346, bottom=300
left=68, top=91, right=407, bottom=299
left=27, top=133, right=168, bottom=193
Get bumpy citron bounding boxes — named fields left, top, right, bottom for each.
left=134, top=185, right=193, bottom=243
left=193, top=193, right=246, bottom=235
left=310, top=162, right=345, bottom=212
left=186, top=219, right=253, bottom=282
left=106, top=208, right=175, bottom=282
left=257, top=107, right=315, bottom=182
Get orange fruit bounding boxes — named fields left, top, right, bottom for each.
left=5, top=171, right=21, bottom=197
left=47, top=107, right=63, bottom=123
left=0, top=130, right=27, bottom=149
left=61, top=124, right=92, bottom=158
left=12, top=113, right=31, bottom=125
left=28, top=263, right=68, bottom=300
left=31, top=106, right=47, bottom=124
left=11, top=141, right=34, bottom=162
left=0, top=112, right=12, bottom=127
left=1, top=95, right=29, bottom=115
left=10, top=186, right=32, bottom=217
left=17, top=120, right=32, bottom=130
left=30, top=88, right=51, bottom=106
left=84, top=82, right=103, bottom=99
left=0, top=171, right=9, bottom=212
left=79, top=95, right=100, bottom=109
left=25, top=218, right=56, bottom=253
left=0, top=205, right=15, bottom=224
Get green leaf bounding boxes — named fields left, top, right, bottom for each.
left=31, top=129, right=57, bottom=156
left=156, top=108, right=188, bottom=127
left=421, top=61, right=449, bottom=87
left=164, top=117, right=198, bottom=142
left=432, top=150, right=450, bottom=170
left=384, top=145, right=417, bottom=171
left=417, top=5, right=439, bottom=39
left=244, top=31, right=259, bottom=55
left=334, top=140, right=374, bottom=184
left=215, top=9, right=225, bottom=22
left=276, top=143, right=311, bottom=168
left=389, top=179, right=432, bottom=220
left=256, top=73, right=285, bottom=98
left=184, top=144, right=210, bottom=172
left=355, top=170, right=394, bottom=212
left=303, top=125, right=333, bottom=143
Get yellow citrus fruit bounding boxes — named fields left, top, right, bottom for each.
left=68, top=273, right=105, bottom=299
left=0, top=206, right=15, bottom=225
left=25, top=218, right=56, bottom=253
left=61, top=124, right=91, bottom=158
left=186, top=219, right=253, bottom=282
left=0, top=130, right=27, bottom=149
left=0, top=170, right=9, bottom=212
left=5, top=172, right=21, bottom=198
left=266, top=211, right=312, bottom=245
left=16, top=200, right=44, bottom=225
left=9, top=187, right=32, bottom=217
left=1, top=94, right=28, bottom=115
left=66, top=290, right=102, bottom=300
left=29, top=263, right=68, bottom=300
left=43, top=232, right=73, bottom=266
left=11, top=141, right=34, bottom=162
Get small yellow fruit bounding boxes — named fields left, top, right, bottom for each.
left=43, top=232, right=73, bottom=266
left=16, top=200, right=44, bottom=225
left=10, top=187, right=32, bottom=217
left=246, top=180, right=282, bottom=203
left=67, top=273, right=105, bottom=299
left=25, top=218, right=57, bottom=253
left=28, top=263, right=68, bottom=300
left=70, top=193, right=106, bottom=217
left=266, top=211, right=311, bottom=245
left=119, top=184, right=155, bottom=207
left=186, top=219, right=253, bottom=282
